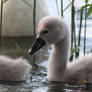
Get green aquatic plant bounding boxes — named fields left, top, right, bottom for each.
left=83, top=0, right=88, bottom=55
left=77, top=1, right=92, bottom=56
left=0, top=0, right=3, bottom=48
left=21, top=0, right=32, bottom=8
left=85, top=0, right=89, bottom=4
left=55, top=0, right=60, bottom=16
left=86, top=4, right=92, bottom=17
left=0, top=0, right=92, bottom=58
left=77, top=9, right=83, bottom=56
left=61, top=0, right=63, bottom=17
left=32, top=0, right=37, bottom=63
left=33, top=0, right=36, bottom=39
left=71, top=0, right=77, bottom=59
left=63, top=0, right=92, bottom=58
left=63, top=0, right=74, bottom=12
left=0, top=0, right=3, bottom=34
left=3, top=0, right=8, bottom=3
left=84, top=10, right=87, bottom=55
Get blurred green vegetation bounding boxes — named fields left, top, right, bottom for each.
left=0, top=0, right=92, bottom=60
left=60, top=0, right=92, bottom=60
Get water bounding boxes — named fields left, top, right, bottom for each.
left=0, top=37, right=48, bottom=92
left=1, top=0, right=92, bottom=92
left=0, top=36, right=92, bottom=92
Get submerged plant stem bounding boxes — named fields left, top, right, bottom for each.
left=61, top=0, right=63, bottom=17
left=0, top=0, right=3, bottom=49
left=33, top=0, right=36, bottom=40
left=72, top=6, right=76, bottom=54
left=84, top=8, right=87, bottom=55
left=77, top=10, right=83, bottom=56
left=71, top=0, right=76, bottom=60
left=33, top=0, right=37, bottom=62
left=0, top=0, right=3, bottom=34
left=55, top=0, right=60, bottom=16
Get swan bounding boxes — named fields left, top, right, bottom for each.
left=0, top=55, right=31, bottom=81
left=29, top=16, right=92, bottom=84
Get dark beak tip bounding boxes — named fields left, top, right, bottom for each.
left=29, top=52, right=33, bottom=56
left=29, top=38, right=46, bottom=56
left=29, top=49, right=31, bottom=55
left=29, top=48, right=34, bottom=56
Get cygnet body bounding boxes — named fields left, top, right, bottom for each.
left=0, top=55, right=31, bottom=81
left=29, top=16, right=92, bottom=83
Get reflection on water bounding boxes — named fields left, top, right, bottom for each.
left=0, top=36, right=48, bottom=92
left=0, top=37, right=92, bottom=92
left=33, top=82, right=87, bottom=92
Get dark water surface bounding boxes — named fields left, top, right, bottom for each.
left=0, top=37, right=92, bottom=92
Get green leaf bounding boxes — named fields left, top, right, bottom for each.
left=3, top=0, right=8, bottom=3
left=63, top=0, right=75, bottom=12
left=21, top=0, right=32, bottom=8
left=81, top=4, right=90, bottom=10
left=55, top=0, right=60, bottom=15
left=85, top=0, right=88, bottom=4
left=86, top=4, right=92, bottom=17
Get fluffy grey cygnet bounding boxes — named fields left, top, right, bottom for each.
left=29, top=16, right=92, bottom=84
left=0, top=55, right=31, bottom=81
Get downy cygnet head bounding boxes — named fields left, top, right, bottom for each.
left=29, top=16, right=68, bottom=55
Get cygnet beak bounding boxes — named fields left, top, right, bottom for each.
left=29, top=37, right=46, bottom=55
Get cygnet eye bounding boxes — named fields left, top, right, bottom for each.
left=43, top=30, right=48, bottom=34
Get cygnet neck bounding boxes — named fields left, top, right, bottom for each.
left=47, top=34, right=70, bottom=81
